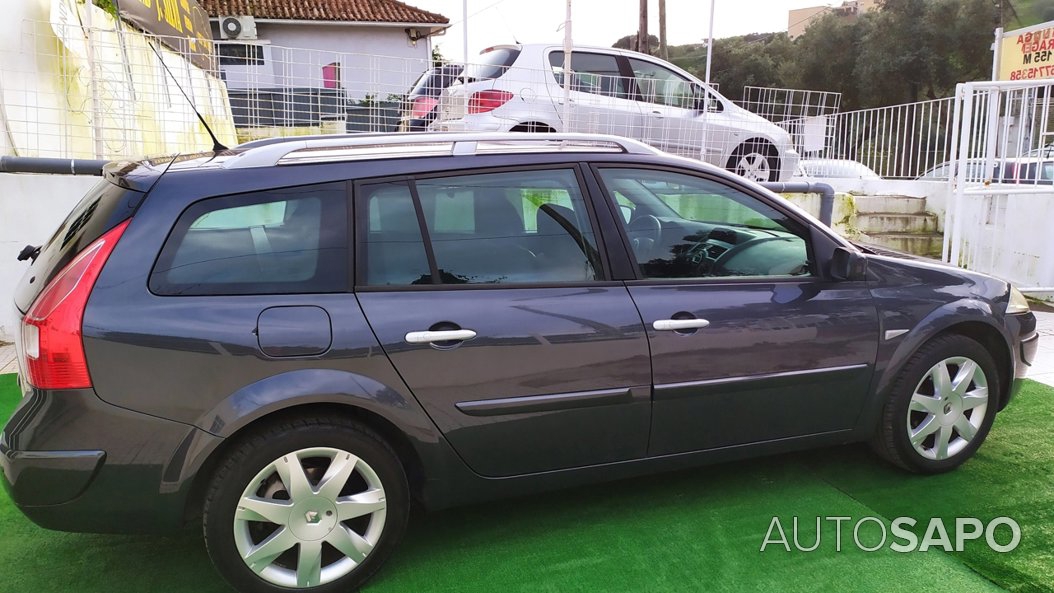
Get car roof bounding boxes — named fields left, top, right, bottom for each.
left=104, top=132, right=664, bottom=190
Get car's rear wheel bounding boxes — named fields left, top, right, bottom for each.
left=203, top=416, right=408, bottom=593
left=727, top=141, right=778, bottom=182
left=871, top=334, right=999, bottom=473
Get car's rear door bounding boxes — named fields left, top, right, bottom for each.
left=355, top=165, right=652, bottom=477
left=546, top=50, right=643, bottom=137
left=589, top=165, right=879, bottom=455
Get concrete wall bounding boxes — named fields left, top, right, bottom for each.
left=799, top=177, right=952, bottom=229
left=0, top=173, right=98, bottom=341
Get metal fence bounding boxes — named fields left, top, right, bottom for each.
left=775, top=97, right=957, bottom=179
left=11, top=18, right=1038, bottom=190
left=1, top=23, right=800, bottom=180
left=1, top=20, right=235, bottom=159
left=943, top=79, right=1054, bottom=290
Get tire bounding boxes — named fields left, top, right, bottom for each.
left=203, top=416, right=409, bottom=593
left=726, top=141, right=778, bottom=182
left=871, top=334, right=1000, bottom=474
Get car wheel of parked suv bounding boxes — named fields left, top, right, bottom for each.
left=203, top=416, right=409, bottom=593
left=727, top=141, right=777, bottom=182
left=872, top=334, right=999, bottom=474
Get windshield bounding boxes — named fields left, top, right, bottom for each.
left=461, top=48, right=520, bottom=82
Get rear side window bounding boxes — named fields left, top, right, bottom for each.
left=461, top=48, right=520, bottom=82
left=358, top=169, right=603, bottom=286
left=150, top=182, right=347, bottom=295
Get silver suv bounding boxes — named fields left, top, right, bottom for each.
left=432, top=44, right=800, bottom=182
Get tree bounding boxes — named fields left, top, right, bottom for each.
left=613, top=33, right=659, bottom=51
left=785, top=13, right=868, bottom=107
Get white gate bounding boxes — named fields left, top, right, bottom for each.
left=943, top=79, right=1054, bottom=292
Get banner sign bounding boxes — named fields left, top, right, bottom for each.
left=119, top=0, right=215, bottom=72
left=998, top=20, right=1054, bottom=82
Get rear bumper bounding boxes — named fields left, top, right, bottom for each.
left=432, top=114, right=514, bottom=132
left=1, top=385, right=222, bottom=533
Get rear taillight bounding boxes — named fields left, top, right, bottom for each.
left=21, top=220, right=130, bottom=390
left=411, top=96, right=439, bottom=119
left=468, top=90, right=513, bottom=114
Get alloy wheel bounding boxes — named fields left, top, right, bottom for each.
left=734, top=152, right=772, bottom=182
left=232, top=447, right=387, bottom=589
left=906, top=356, right=989, bottom=461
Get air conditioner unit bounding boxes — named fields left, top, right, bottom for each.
left=219, top=15, right=257, bottom=40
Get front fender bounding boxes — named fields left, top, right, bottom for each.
left=857, top=298, right=1013, bottom=434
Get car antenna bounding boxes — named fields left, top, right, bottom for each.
left=108, top=0, right=227, bottom=152
left=146, top=41, right=228, bottom=152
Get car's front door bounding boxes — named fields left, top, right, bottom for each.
left=355, top=166, right=652, bottom=476
left=626, top=57, right=704, bottom=159
left=591, top=165, right=879, bottom=455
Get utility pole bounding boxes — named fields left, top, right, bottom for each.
left=705, top=0, right=715, bottom=87
left=637, top=0, right=648, bottom=54
left=659, top=0, right=668, bottom=60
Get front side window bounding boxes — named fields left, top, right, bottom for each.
left=627, top=58, right=701, bottom=109
left=358, top=169, right=603, bottom=286
left=151, top=183, right=347, bottom=295
left=598, top=168, right=811, bottom=280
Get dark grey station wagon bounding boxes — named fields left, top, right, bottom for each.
left=1, top=133, right=1039, bottom=593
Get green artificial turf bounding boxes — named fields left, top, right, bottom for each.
left=0, top=372, right=1051, bottom=593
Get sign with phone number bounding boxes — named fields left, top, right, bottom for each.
left=998, top=21, right=1054, bottom=82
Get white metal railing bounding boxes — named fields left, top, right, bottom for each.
left=6, top=18, right=1005, bottom=189
left=943, top=79, right=1054, bottom=290
left=779, top=97, right=957, bottom=179
left=1, top=20, right=235, bottom=159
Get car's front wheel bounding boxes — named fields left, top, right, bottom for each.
left=727, top=141, right=778, bottom=182
left=871, top=334, right=999, bottom=473
left=203, top=416, right=408, bottom=593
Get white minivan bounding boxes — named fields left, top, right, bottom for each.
left=432, top=44, right=800, bottom=182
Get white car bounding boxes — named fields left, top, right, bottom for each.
left=432, top=44, right=800, bottom=182
left=796, top=159, right=881, bottom=179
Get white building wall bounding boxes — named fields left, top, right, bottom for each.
left=217, top=23, right=431, bottom=100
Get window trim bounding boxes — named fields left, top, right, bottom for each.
left=586, top=163, right=822, bottom=284
left=352, top=163, right=613, bottom=290
left=149, top=181, right=350, bottom=297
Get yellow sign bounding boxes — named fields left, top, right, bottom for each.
left=998, top=20, right=1054, bottom=81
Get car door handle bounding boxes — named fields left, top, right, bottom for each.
left=651, top=110, right=664, bottom=119
left=653, top=319, right=710, bottom=331
left=404, top=329, right=477, bottom=344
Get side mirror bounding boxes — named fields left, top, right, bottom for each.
left=830, top=246, right=867, bottom=281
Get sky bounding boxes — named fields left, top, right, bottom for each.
left=416, top=0, right=831, bottom=62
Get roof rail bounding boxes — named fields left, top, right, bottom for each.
left=221, top=132, right=659, bottom=169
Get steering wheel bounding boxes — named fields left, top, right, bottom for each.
left=626, top=214, right=662, bottom=259
left=710, top=237, right=789, bottom=276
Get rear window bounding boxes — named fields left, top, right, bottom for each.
left=409, top=66, right=462, bottom=96
left=461, top=48, right=520, bottom=82
left=13, top=179, right=142, bottom=313
left=150, top=182, right=348, bottom=296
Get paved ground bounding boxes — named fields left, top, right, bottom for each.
left=2, top=307, right=1054, bottom=382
